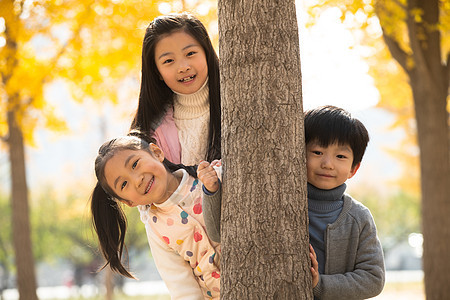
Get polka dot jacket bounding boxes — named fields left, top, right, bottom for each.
left=138, top=169, right=221, bottom=300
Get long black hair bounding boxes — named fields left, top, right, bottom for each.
left=131, top=12, right=221, bottom=161
left=90, top=133, right=197, bottom=278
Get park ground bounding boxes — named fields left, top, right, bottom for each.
left=3, top=271, right=425, bottom=300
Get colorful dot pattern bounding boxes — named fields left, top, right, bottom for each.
left=139, top=172, right=221, bottom=299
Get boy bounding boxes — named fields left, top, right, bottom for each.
left=198, top=105, right=385, bottom=299
left=305, top=105, right=384, bottom=299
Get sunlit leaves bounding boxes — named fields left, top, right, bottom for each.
left=304, top=0, right=449, bottom=198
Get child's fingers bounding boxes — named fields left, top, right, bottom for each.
left=200, top=172, right=219, bottom=185
left=197, top=166, right=215, bottom=179
left=197, top=160, right=210, bottom=172
left=309, top=244, right=317, bottom=259
left=211, top=159, right=222, bottom=167
left=310, top=252, right=318, bottom=265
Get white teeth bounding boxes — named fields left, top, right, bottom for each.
left=145, top=177, right=154, bottom=194
left=179, top=75, right=195, bottom=82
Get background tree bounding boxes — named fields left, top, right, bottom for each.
left=0, top=1, right=158, bottom=298
left=306, top=0, right=449, bottom=298
left=218, top=0, right=312, bottom=298
left=0, top=191, right=13, bottom=300
left=1, top=1, right=218, bottom=297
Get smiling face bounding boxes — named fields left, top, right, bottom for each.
left=104, top=145, right=179, bottom=207
left=154, top=30, right=208, bottom=95
left=306, top=141, right=360, bottom=190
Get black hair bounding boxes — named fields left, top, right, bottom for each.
left=90, top=132, right=197, bottom=278
left=304, top=105, right=369, bottom=167
left=131, top=12, right=221, bottom=161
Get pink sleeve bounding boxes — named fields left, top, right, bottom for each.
left=154, top=107, right=182, bottom=164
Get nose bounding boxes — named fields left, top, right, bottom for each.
left=134, top=174, right=144, bottom=188
left=178, top=60, right=191, bottom=73
left=320, top=156, right=334, bottom=169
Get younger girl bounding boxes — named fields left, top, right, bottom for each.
left=91, top=134, right=221, bottom=299
left=131, top=13, right=221, bottom=165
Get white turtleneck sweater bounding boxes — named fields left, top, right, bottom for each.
left=173, top=79, right=210, bottom=166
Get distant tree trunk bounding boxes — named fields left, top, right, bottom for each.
left=218, top=0, right=312, bottom=298
left=105, top=267, right=113, bottom=300
left=7, top=109, right=38, bottom=300
left=381, top=0, right=450, bottom=298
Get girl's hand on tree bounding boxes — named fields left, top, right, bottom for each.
left=197, top=160, right=220, bottom=193
left=210, top=159, right=221, bottom=167
left=310, top=244, right=319, bottom=288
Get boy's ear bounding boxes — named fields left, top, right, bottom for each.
left=150, top=143, right=165, bottom=162
left=348, top=162, right=361, bottom=179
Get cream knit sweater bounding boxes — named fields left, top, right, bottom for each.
left=173, top=80, right=210, bottom=166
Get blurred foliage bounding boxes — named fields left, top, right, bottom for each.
left=304, top=0, right=450, bottom=199
left=0, top=0, right=218, bottom=286
left=0, top=0, right=218, bottom=147
left=30, top=185, right=96, bottom=264
left=353, top=187, right=421, bottom=250
left=0, top=183, right=153, bottom=280
left=31, top=182, right=152, bottom=262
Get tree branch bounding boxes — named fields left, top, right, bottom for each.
left=392, top=0, right=406, bottom=10
left=406, top=0, right=429, bottom=77
left=0, top=133, right=8, bottom=143
left=445, top=52, right=450, bottom=76
left=381, top=27, right=410, bottom=75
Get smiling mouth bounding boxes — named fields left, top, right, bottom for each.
left=144, top=177, right=154, bottom=194
left=318, top=174, right=334, bottom=178
left=179, top=75, right=195, bottom=83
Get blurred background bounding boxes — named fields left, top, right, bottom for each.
left=1, top=0, right=442, bottom=298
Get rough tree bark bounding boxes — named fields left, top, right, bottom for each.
left=7, top=110, right=38, bottom=300
left=218, top=0, right=312, bottom=298
left=380, top=1, right=450, bottom=298
left=2, top=1, right=38, bottom=298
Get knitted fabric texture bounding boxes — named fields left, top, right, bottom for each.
left=173, top=79, right=210, bottom=165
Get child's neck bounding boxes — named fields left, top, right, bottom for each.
left=173, top=78, right=209, bottom=119
left=307, top=182, right=346, bottom=201
left=167, top=170, right=183, bottom=196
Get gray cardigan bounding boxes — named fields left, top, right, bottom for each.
left=313, top=194, right=385, bottom=299
left=202, top=190, right=385, bottom=299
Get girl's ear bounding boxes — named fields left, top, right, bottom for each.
left=120, top=199, right=134, bottom=207
left=150, top=143, right=165, bottom=162
left=348, top=162, right=361, bottom=179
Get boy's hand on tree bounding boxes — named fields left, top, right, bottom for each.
left=197, top=160, right=220, bottom=193
left=310, top=244, right=319, bottom=288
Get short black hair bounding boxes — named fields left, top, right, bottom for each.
left=304, top=105, right=369, bottom=167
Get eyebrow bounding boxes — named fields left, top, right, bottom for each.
left=157, top=44, right=200, bottom=60
left=338, top=145, right=352, bottom=152
left=113, top=154, right=135, bottom=190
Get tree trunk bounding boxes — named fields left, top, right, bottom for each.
left=7, top=109, right=38, bottom=300
left=413, top=77, right=450, bottom=300
left=105, top=266, right=113, bottom=300
left=408, top=1, right=450, bottom=298
left=382, top=0, right=450, bottom=298
left=218, top=0, right=312, bottom=299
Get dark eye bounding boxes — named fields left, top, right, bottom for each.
left=132, top=159, right=139, bottom=169
left=163, top=58, right=173, bottom=64
left=337, top=155, right=347, bottom=159
left=312, top=151, right=322, bottom=155
left=187, top=51, right=196, bottom=57
left=121, top=181, right=127, bottom=190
